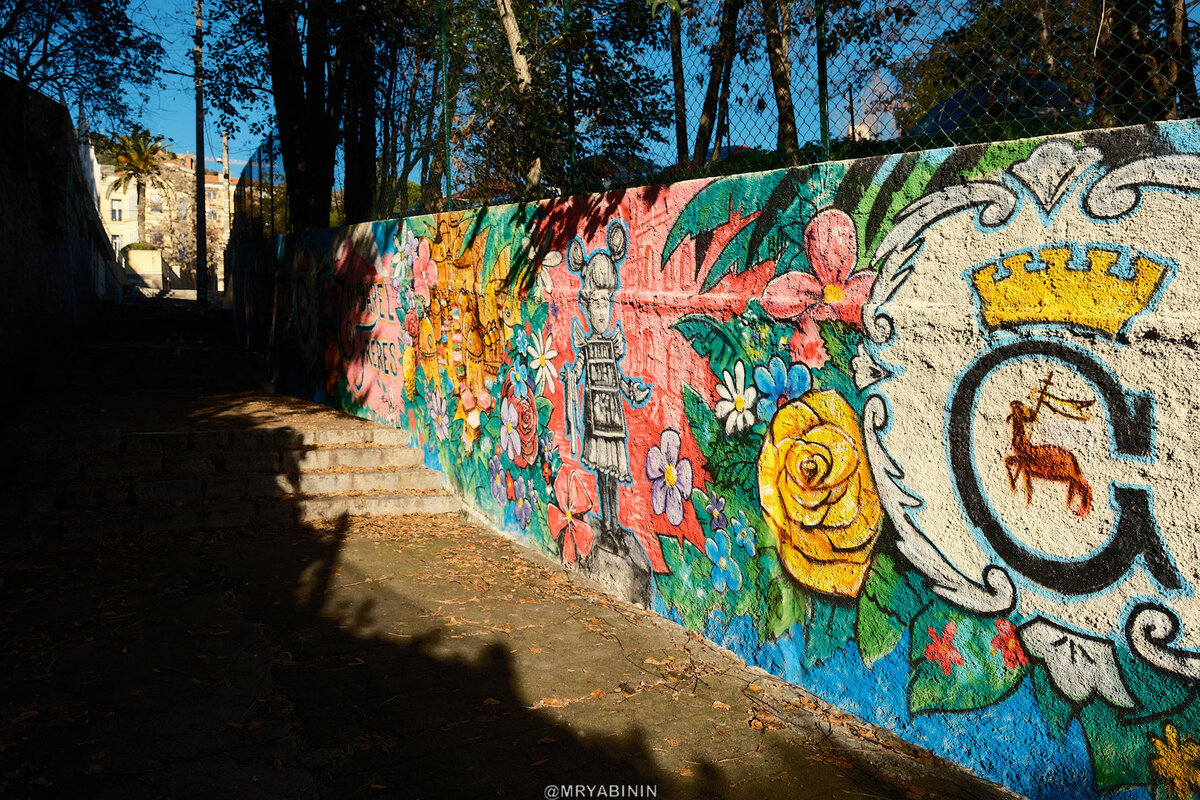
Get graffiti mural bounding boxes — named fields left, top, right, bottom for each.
left=246, top=120, right=1200, bottom=800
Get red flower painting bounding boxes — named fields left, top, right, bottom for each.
left=549, top=471, right=595, bottom=567
left=991, top=618, right=1029, bottom=670
left=924, top=621, right=965, bottom=676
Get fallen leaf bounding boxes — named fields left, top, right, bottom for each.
left=644, top=657, right=666, bottom=665
left=665, top=738, right=679, bottom=747
left=677, top=768, right=693, bottom=777
left=540, top=696, right=567, bottom=707
left=537, top=737, right=558, bottom=745
left=713, top=700, right=731, bottom=710
left=589, top=689, right=606, bottom=699
left=483, top=698, right=501, bottom=706
left=531, top=759, right=549, bottom=767
left=529, top=647, right=544, bottom=654
left=748, top=684, right=762, bottom=692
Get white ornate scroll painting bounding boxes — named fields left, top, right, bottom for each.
left=861, top=140, right=1200, bottom=693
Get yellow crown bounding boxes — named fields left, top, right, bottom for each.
left=969, top=245, right=1169, bottom=338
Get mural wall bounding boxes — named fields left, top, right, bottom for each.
left=251, top=120, right=1200, bottom=800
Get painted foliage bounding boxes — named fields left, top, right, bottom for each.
left=255, top=120, right=1200, bottom=800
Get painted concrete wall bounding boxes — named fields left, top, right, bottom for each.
left=246, top=120, right=1200, bottom=799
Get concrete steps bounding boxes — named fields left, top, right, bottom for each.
left=1, top=421, right=459, bottom=545
left=1, top=300, right=461, bottom=545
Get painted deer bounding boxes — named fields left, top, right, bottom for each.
left=1004, top=400, right=1092, bottom=517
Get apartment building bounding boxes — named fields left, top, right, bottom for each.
left=100, top=153, right=232, bottom=292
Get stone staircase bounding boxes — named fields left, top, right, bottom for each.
left=0, top=299, right=460, bottom=545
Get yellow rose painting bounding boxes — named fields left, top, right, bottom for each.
left=758, top=390, right=882, bottom=597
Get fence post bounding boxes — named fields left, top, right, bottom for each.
left=441, top=0, right=453, bottom=211
left=267, top=134, right=275, bottom=238
left=565, top=0, right=575, bottom=194
left=816, top=0, right=830, bottom=159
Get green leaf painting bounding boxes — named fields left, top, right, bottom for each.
left=805, top=595, right=858, bottom=668
left=671, top=313, right=750, bottom=379
left=661, top=171, right=787, bottom=274
left=682, top=383, right=720, bottom=455
left=909, top=601, right=1027, bottom=714
left=657, top=534, right=718, bottom=631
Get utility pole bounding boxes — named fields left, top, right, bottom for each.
left=194, top=0, right=208, bottom=307
left=221, top=129, right=230, bottom=296
left=815, top=0, right=830, bottom=159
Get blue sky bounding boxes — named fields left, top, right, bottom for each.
left=128, top=0, right=268, bottom=172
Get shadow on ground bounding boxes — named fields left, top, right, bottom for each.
left=0, top=395, right=918, bottom=800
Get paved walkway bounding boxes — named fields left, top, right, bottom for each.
left=1, top=510, right=1018, bottom=800
left=0, top=302, right=1017, bottom=800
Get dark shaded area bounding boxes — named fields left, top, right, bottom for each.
left=0, top=298, right=1001, bottom=800
left=0, top=520, right=680, bottom=799
left=0, top=77, right=120, bottom=421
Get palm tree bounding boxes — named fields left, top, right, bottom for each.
left=109, top=127, right=168, bottom=243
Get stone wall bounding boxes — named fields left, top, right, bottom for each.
left=239, top=119, right=1200, bottom=800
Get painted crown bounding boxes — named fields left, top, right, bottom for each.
left=969, top=244, right=1170, bottom=338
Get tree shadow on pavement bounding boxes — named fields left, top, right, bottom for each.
left=0, top=401, right=918, bottom=800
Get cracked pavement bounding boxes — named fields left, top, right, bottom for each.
left=0, top=512, right=1016, bottom=799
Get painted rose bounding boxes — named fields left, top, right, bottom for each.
left=757, top=389, right=881, bottom=596
left=503, top=377, right=539, bottom=468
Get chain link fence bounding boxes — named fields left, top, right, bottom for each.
left=233, top=0, right=1200, bottom=235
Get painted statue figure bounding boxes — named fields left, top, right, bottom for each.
left=560, top=220, right=652, bottom=593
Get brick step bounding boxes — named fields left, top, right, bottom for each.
left=0, top=490, right=463, bottom=546
left=1, top=465, right=446, bottom=517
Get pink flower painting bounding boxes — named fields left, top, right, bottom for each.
left=760, top=208, right=876, bottom=369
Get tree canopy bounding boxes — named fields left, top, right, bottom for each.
left=0, top=0, right=163, bottom=127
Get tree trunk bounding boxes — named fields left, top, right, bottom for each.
left=1033, top=1, right=1056, bottom=75
left=1164, top=0, right=1200, bottom=117
left=343, top=17, right=377, bottom=224
left=670, top=7, right=687, bottom=166
left=710, top=43, right=733, bottom=163
left=260, top=0, right=340, bottom=233
left=693, top=0, right=742, bottom=165
left=1093, top=0, right=1169, bottom=127
left=495, top=0, right=532, bottom=90
left=136, top=175, right=146, bottom=242
left=495, top=0, right=541, bottom=192
left=422, top=54, right=447, bottom=212
left=761, top=0, right=798, bottom=162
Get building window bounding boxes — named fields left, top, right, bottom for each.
left=207, top=208, right=219, bottom=221
left=149, top=194, right=163, bottom=214
left=112, top=235, right=123, bottom=252
left=150, top=233, right=163, bottom=246
left=110, top=199, right=122, bottom=221
left=178, top=201, right=188, bottom=219
left=206, top=188, right=217, bottom=201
